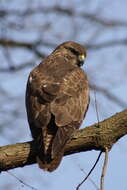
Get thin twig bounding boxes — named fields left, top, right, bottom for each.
left=6, top=171, right=38, bottom=190
left=1, top=7, right=127, bottom=27
left=93, top=89, right=100, bottom=126
left=76, top=151, right=102, bottom=190
left=94, top=90, right=109, bottom=190
left=90, top=84, right=126, bottom=108
left=100, top=148, right=109, bottom=190
left=77, top=163, right=99, bottom=190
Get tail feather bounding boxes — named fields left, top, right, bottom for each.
left=36, top=126, right=64, bottom=172
left=36, top=123, right=78, bottom=172
left=37, top=151, right=64, bottom=172
left=51, top=125, right=75, bottom=159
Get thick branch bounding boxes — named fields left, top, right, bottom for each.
left=0, top=109, right=127, bottom=171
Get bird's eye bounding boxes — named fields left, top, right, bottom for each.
left=78, top=55, right=85, bottom=62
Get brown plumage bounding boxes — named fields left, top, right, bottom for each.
left=25, top=41, right=89, bottom=172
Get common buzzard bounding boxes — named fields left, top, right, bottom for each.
left=26, top=41, right=89, bottom=172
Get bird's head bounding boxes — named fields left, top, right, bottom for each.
left=54, top=41, right=87, bottom=67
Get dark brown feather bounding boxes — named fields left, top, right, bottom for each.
left=25, top=41, right=89, bottom=171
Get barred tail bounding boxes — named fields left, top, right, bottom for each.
left=36, top=124, right=76, bottom=172
left=36, top=129, right=64, bottom=172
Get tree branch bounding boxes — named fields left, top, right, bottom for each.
left=0, top=109, right=127, bottom=171
left=90, top=84, right=126, bottom=108
left=1, top=6, right=127, bottom=27
left=0, top=38, right=47, bottom=58
left=1, top=38, right=127, bottom=57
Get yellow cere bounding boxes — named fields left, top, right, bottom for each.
left=78, top=54, right=85, bottom=61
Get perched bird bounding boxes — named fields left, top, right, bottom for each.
left=25, top=41, right=89, bottom=172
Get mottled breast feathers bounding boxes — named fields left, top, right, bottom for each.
left=25, top=41, right=89, bottom=172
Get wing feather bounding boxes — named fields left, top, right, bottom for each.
left=51, top=68, right=89, bottom=126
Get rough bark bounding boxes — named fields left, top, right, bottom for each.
left=0, top=109, right=127, bottom=171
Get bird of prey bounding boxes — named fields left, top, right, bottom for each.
left=25, top=41, right=89, bottom=172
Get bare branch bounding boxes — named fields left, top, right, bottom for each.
left=100, top=148, right=109, bottom=190
left=1, top=38, right=127, bottom=57
left=77, top=164, right=99, bottom=190
left=0, top=61, right=36, bottom=72
left=0, top=38, right=48, bottom=58
left=0, top=109, right=127, bottom=171
left=1, top=6, right=127, bottom=27
left=90, top=84, right=126, bottom=108
left=7, top=171, right=38, bottom=190
left=76, top=152, right=102, bottom=190
left=87, top=39, right=127, bottom=49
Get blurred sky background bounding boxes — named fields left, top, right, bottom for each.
left=0, top=0, right=127, bottom=189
